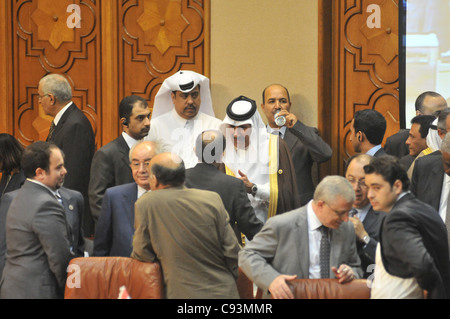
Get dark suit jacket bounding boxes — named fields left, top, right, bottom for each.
left=58, top=187, right=86, bottom=257
left=282, top=121, right=332, bottom=205
left=185, top=163, right=263, bottom=241
left=93, top=182, right=137, bottom=257
left=47, top=103, right=95, bottom=235
left=356, top=206, right=386, bottom=278
left=373, top=147, right=387, bottom=157
left=0, top=187, right=85, bottom=279
left=0, top=181, right=73, bottom=299
left=384, top=129, right=410, bottom=158
left=88, top=135, right=134, bottom=222
left=411, top=151, right=444, bottom=212
left=0, top=170, right=25, bottom=199
left=379, top=193, right=450, bottom=299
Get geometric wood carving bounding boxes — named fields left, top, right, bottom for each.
left=6, top=0, right=209, bottom=149
left=329, top=0, right=400, bottom=174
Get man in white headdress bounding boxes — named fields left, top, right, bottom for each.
left=145, top=70, right=221, bottom=168
left=221, top=96, right=300, bottom=224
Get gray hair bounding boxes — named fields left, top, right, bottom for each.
left=314, top=175, right=355, bottom=204
left=441, top=132, right=450, bottom=154
left=129, top=140, right=161, bottom=162
left=39, top=74, right=73, bottom=103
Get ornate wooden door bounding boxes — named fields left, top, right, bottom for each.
left=1, top=0, right=209, bottom=148
left=320, top=0, right=400, bottom=175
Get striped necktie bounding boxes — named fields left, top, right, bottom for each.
left=47, top=121, right=56, bottom=141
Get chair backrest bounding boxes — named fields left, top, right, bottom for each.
left=236, top=267, right=255, bottom=299
left=287, top=279, right=370, bottom=299
left=64, top=257, right=164, bottom=299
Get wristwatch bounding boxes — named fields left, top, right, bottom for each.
left=251, top=184, right=258, bottom=196
left=362, top=235, right=370, bottom=245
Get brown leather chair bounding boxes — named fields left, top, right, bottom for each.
left=287, top=279, right=370, bottom=299
left=236, top=267, right=255, bottom=299
left=64, top=257, right=164, bottom=299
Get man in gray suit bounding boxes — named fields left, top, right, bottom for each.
left=260, top=84, right=332, bottom=205
left=0, top=141, right=73, bottom=299
left=239, top=175, right=362, bottom=299
left=132, top=153, right=241, bottom=299
left=89, top=95, right=151, bottom=222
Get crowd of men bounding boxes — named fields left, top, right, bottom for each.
left=0, top=71, right=449, bottom=299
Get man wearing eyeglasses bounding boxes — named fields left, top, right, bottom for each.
left=93, top=141, right=158, bottom=257
left=345, top=154, right=386, bottom=279
left=88, top=95, right=151, bottom=225
left=239, top=175, right=363, bottom=299
left=39, top=74, right=96, bottom=237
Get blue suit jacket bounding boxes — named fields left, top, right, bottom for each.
left=93, top=183, right=138, bottom=257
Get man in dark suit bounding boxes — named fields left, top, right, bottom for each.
left=0, top=142, right=73, bottom=299
left=410, top=110, right=450, bottom=214
left=88, top=95, right=151, bottom=223
left=185, top=130, right=263, bottom=244
left=260, top=84, right=332, bottom=205
left=344, top=154, right=385, bottom=278
left=350, top=109, right=387, bottom=157
left=93, top=141, right=158, bottom=257
left=365, top=155, right=450, bottom=299
left=385, top=91, right=447, bottom=158
left=39, top=74, right=96, bottom=236
left=239, top=175, right=362, bottom=299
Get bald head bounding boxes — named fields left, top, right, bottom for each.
left=195, top=129, right=226, bottom=163
left=148, top=153, right=185, bottom=190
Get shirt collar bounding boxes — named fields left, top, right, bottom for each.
left=266, top=125, right=287, bottom=138
left=122, top=132, right=139, bottom=150
left=53, top=101, right=73, bottom=126
left=27, top=178, right=60, bottom=200
left=137, top=185, right=150, bottom=199
left=366, top=144, right=382, bottom=156
left=307, top=200, right=323, bottom=231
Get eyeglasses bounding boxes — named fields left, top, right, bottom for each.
left=38, top=94, right=50, bottom=100
left=130, top=161, right=151, bottom=169
left=347, top=178, right=368, bottom=189
left=323, top=202, right=349, bottom=218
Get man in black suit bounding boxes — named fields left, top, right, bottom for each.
left=260, top=84, right=332, bottom=205
left=88, top=95, right=151, bottom=223
left=365, top=155, right=450, bottom=299
left=39, top=74, right=95, bottom=236
left=385, top=91, right=447, bottom=158
left=344, top=154, right=385, bottom=278
left=185, top=130, right=263, bottom=244
left=350, top=109, right=387, bottom=157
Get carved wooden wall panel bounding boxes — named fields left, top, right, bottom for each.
left=11, top=0, right=101, bottom=146
left=119, top=0, right=209, bottom=108
left=1, top=0, right=209, bottom=149
left=328, top=0, right=400, bottom=174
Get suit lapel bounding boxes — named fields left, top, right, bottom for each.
left=51, top=103, right=75, bottom=137
left=296, top=208, right=309, bottom=278
left=116, top=135, right=131, bottom=167
left=283, top=129, right=297, bottom=153
left=123, top=183, right=138, bottom=227
left=329, top=227, right=343, bottom=277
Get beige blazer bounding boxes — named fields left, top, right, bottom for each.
left=132, top=186, right=241, bottom=299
